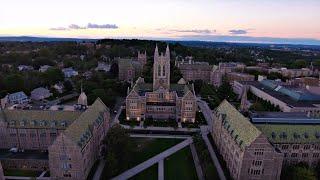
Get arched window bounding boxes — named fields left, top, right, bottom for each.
left=158, top=64, right=161, bottom=76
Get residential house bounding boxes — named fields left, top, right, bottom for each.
left=31, top=87, right=52, bottom=101
left=7, top=91, right=29, bottom=104
left=62, top=68, right=78, bottom=78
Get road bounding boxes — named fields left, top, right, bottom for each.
left=197, top=98, right=214, bottom=130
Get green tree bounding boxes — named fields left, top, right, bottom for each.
left=4, top=74, right=24, bottom=92
left=101, top=124, right=132, bottom=179
left=42, top=68, right=64, bottom=85
left=293, top=59, right=308, bottom=68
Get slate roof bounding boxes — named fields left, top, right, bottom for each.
left=256, top=124, right=320, bottom=143
left=64, top=98, right=109, bottom=149
left=215, top=100, right=261, bottom=149
left=0, top=109, right=82, bottom=129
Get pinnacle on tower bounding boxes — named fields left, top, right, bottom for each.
left=165, top=45, right=170, bottom=58
left=154, top=44, right=159, bottom=58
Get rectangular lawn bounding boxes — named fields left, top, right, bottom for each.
left=164, top=146, right=198, bottom=180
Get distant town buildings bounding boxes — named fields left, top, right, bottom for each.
left=212, top=100, right=283, bottom=180
left=31, top=87, right=52, bottom=101
left=95, top=62, right=111, bottom=72
left=17, top=65, right=34, bottom=72
left=39, top=65, right=52, bottom=73
left=126, top=46, right=197, bottom=122
left=62, top=67, right=78, bottom=78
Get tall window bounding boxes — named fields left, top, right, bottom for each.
left=158, top=65, right=161, bottom=76
left=162, top=65, right=165, bottom=76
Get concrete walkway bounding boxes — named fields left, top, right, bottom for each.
left=201, top=129, right=226, bottom=180
left=111, top=138, right=193, bottom=180
left=190, top=143, right=205, bottom=180
left=92, top=160, right=106, bottom=180
left=130, top=134, right=190, bottom=139
left=158, top=160, right=164, bottom=180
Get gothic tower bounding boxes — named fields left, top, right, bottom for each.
left=153, top=45, right=170, bottom=91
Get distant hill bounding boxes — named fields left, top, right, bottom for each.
left=1, top=36, right=320, bottom=50
left=0, top=36, right=97, bottom=42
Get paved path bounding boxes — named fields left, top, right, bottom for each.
left=92, top=160, right=106, bottom=180
left=158, top=160, right=164, bottom=180
left=130, top=134, right=190, bottom=139
left=201, top=129, right=226, bottom=180
left=121, top=124, right=200, bottom=132
left=190, top=143, right=205, bottom=180
left=111, top=138, right=193, bottom=180
left=39, top=171, right=47, bottom=178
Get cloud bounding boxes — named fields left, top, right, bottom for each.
left=87, top=23, right=118, bottom=29
left=171, top=29, right=215, bottom=34
left=49, top=23, right=119, bottom=31
left=229, top=29, right=248, bottom=35
left=69, top=24, right=86, bottom=29
left=49, top=27, right=69, bottom=31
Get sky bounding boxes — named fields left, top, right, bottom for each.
left=1, top=0, right=320, bottom=44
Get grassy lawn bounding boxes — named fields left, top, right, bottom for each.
left=4, top=169, right=42, bottom=177
left=164, top=147, right=198, bottom=180
left=128, top=138, right=183, bottom=168
left=102, top=137, right=183, bottom=179
left=129, top=164, right=158, bottom=180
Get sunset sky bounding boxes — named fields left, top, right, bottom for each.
left=1, top=0, right=320, bottom=44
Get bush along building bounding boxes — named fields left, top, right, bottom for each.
left=0, top=96, right=110, bottom=180
left=212, top=100, right=283, bottom=180
left=126, top=45, right=197, bottom=122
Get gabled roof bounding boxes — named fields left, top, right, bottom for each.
left=0, top=109, right=82, bottom=129
left=215, top=100, right=261, bottom=149
left=64, top=98, right=109, bottom=148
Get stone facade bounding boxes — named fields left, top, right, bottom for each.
left=137, top=51, right=147, bottom=66
left=255, top=124, right=320, bottom=167
left=126, top=46, right=197, bottom=122
left=212, top=100, right=283, bottom=180
left=0, top=161, right=3, bottom=180
left=0, top=98, right=110, bottom=180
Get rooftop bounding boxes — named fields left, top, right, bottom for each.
left=215, top=100, right=261, bottom=149
left=250, top=111, right=320, bottom=124
left=256, top=124, right=320, bottom=143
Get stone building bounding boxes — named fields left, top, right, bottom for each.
left=118, top=50, right=147, bottom=82
left=49, top=99, right=110, bottom=179
left=233, top=79, right=320, bottom=117
left=212, top=100, right=283, bottom=180
left=176, top=57, right=213, bottom=82
left=226, top=72, right=255, bottom=85
left=250, top=112, right=320, bottom=167
left=0, top=98, right=110, bottom=180
left=126, top=45, right=197, bottom=122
